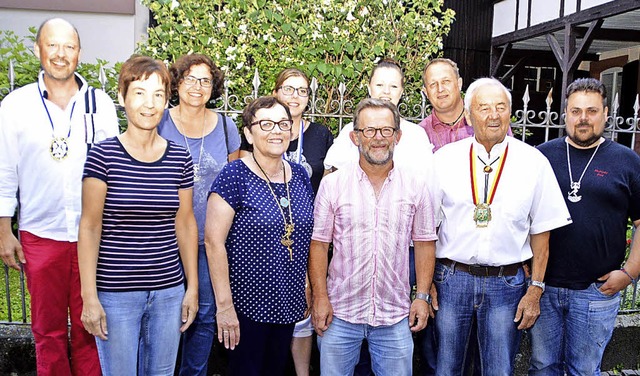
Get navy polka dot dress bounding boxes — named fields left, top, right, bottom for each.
left=211, top=159, right=314, bottom=324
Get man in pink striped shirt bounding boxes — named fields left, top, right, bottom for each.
left=309, top=98, right=438, bottom=375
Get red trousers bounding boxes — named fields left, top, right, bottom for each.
left=20, top=231, right=100, bottom=376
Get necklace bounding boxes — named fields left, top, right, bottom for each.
left=175, top=109, right=206, bottom=182
left=470, top=143, right=509, bottom=227
left=38, top=85, right=77, bottom=161
left=566, top=138, right=600, bottom=203
left=442, top=107, right=465, bottom=127
left=252, top=153, right=295, bottom=261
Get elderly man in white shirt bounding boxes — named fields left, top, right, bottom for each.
left=430, top=78, right=571, bottom=376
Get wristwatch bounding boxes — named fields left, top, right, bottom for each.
left=529, top=280, right=546, bottom=293
left=415, top=292, right=432, bottom=304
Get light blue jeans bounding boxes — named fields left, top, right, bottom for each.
left=96, top=284, right=184, bottom=376
left=179, top=245, right=216, bottom=376
left=529, top=283, right=621, bottom=376
left=317, top=316, right=413, bottom=376
left=433, top=261, right=526, bottom=375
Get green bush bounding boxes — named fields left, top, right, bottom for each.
left=139, top=0, right=455, bottom=121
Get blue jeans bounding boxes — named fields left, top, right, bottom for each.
left=179, top=245, right=216, bottom=376
left=96, top=285, right=184, bottom=376
left=433, top=261, right=526, bottom=375
left=529, top=283, right=621, bottom=376
left=318, top=316, right=413, bottom=376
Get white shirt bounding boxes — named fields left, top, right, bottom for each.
left=323, top=119, right=434, bottom=175
left=0, top=72, right=119, bottom=241
left=432, top=136, right=572, bottom=265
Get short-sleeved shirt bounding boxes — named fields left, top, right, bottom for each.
left=211, top=160, right=314, bottom=324
left=158, top=109, right=241, bottom=244
left=432, top=136, right=572, bottom=265
left=83, top=137, right=194, bottom=292
left=538, top=138, right=640, bottom=289
left=312, top=162, right=437, bottom=326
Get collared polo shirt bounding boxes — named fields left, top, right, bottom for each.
left=313, top=162, right=437, bottom=326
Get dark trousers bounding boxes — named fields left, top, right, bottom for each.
left=228, top=310, right=296, bottom=376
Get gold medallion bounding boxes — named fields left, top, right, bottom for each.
left=473, top=203, right=492, bottom=227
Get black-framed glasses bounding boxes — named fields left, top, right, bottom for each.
left=183, top=75, right=213, bottom=88
left=250, top=119, right=294, bottom=132
left=278, top=85, right=310, bottom=97
left=354, top=127, right=397, bottom=138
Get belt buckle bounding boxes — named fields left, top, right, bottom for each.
left=469, top=264, right=489, bottom=276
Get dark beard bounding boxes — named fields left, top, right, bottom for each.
left=569, top=122, right=603, bottom=147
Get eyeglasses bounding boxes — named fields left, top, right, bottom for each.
left=183, top=75, right=213, bottom=88
left=278, top=85, right=310, bottom=97
left=354, top=127, right=397, bottom=138
left=250, top=119, right=294, bottom=132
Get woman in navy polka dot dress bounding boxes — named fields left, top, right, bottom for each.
left=205, top=96, right=314, bottom=375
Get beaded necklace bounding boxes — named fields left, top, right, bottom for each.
left=252, top=153, right=295, bottom=260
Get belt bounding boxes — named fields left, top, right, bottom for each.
left=437, top=258, right=523, bottom=277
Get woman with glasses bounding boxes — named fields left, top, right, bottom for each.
left=241, top=68, right=333, bottom=194
left=157, top=54, right=241, bottom=376
left=205, top=96, right=314, bottom=375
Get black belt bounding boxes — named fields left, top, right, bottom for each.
left=437, top=258, right=523, bottom=277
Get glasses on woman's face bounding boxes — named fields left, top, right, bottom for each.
left=183, top=75, right=213, bottom=88
left=250, top=119, right=294, bottom=132
left=278, top=85, right=310, bottom=97
left=354, top=127, right=397, bottom=138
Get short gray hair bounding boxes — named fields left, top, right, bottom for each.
left=353, top=98, right=401, bottom=130
left=464, top=78, right=512, bottom=112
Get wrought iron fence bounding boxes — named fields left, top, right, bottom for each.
left=2, top=66, right=640, bottom=323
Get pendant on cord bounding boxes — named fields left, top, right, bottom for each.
left=50, top=137, right=69, bottom=161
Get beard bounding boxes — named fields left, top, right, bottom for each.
left=359, top=143, right=394, bottom=165
left=568, top=122, right=604, bottom=147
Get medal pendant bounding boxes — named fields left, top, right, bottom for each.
left=193, top=165, right=201, bottom=182
left=473, top=203, right=492, bottom=228
left=50, top=137, right=69, bottom=161
left=280, top=197, right=290, bottom=207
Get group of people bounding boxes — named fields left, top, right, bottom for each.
left=0, top=17, right=639, bottom=376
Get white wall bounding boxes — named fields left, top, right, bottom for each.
left=493, top=0, right=616, bottom=36
left=0, top=3, right=149, bottom=66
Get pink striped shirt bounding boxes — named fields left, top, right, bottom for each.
left=312, top=162, right=437, bottom=326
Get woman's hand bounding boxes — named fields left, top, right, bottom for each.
left=180, top=287, right=198, bottom=332
left=81, top=296, right=108, bottom=340
left=216, top=304, right=240, bottom=350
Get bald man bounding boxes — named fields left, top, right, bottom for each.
left=0, top=18, right=118, bottom=375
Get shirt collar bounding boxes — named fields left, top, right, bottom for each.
left=472, top=135, right=509, bottom=157
left=38, top=71, right=86, bottom=99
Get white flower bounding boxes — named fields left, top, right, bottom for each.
left=332, top=27, right=339, bottom=34
left=359, top=6, right=369, bottom=16
left=170, top=0, right=179, bottom=10
left=239, top=24, right=247, bottom=32
left=346, top=11, right=356, bottom=21
left=225, top=46, right=237, bottom=55
left=236, top=62, right=244, bottom=70
left=217, top=21, right=226, bottom=28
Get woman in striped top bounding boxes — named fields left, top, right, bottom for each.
left=78, top=55, right=198, bottom=375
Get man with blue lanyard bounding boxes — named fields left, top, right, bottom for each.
left=0, top=18, right=118, bottom=375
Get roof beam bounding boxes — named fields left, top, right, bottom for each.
left=492, top=0, right=639, bottom=46
left=574, top=26, right=640, bottom=42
